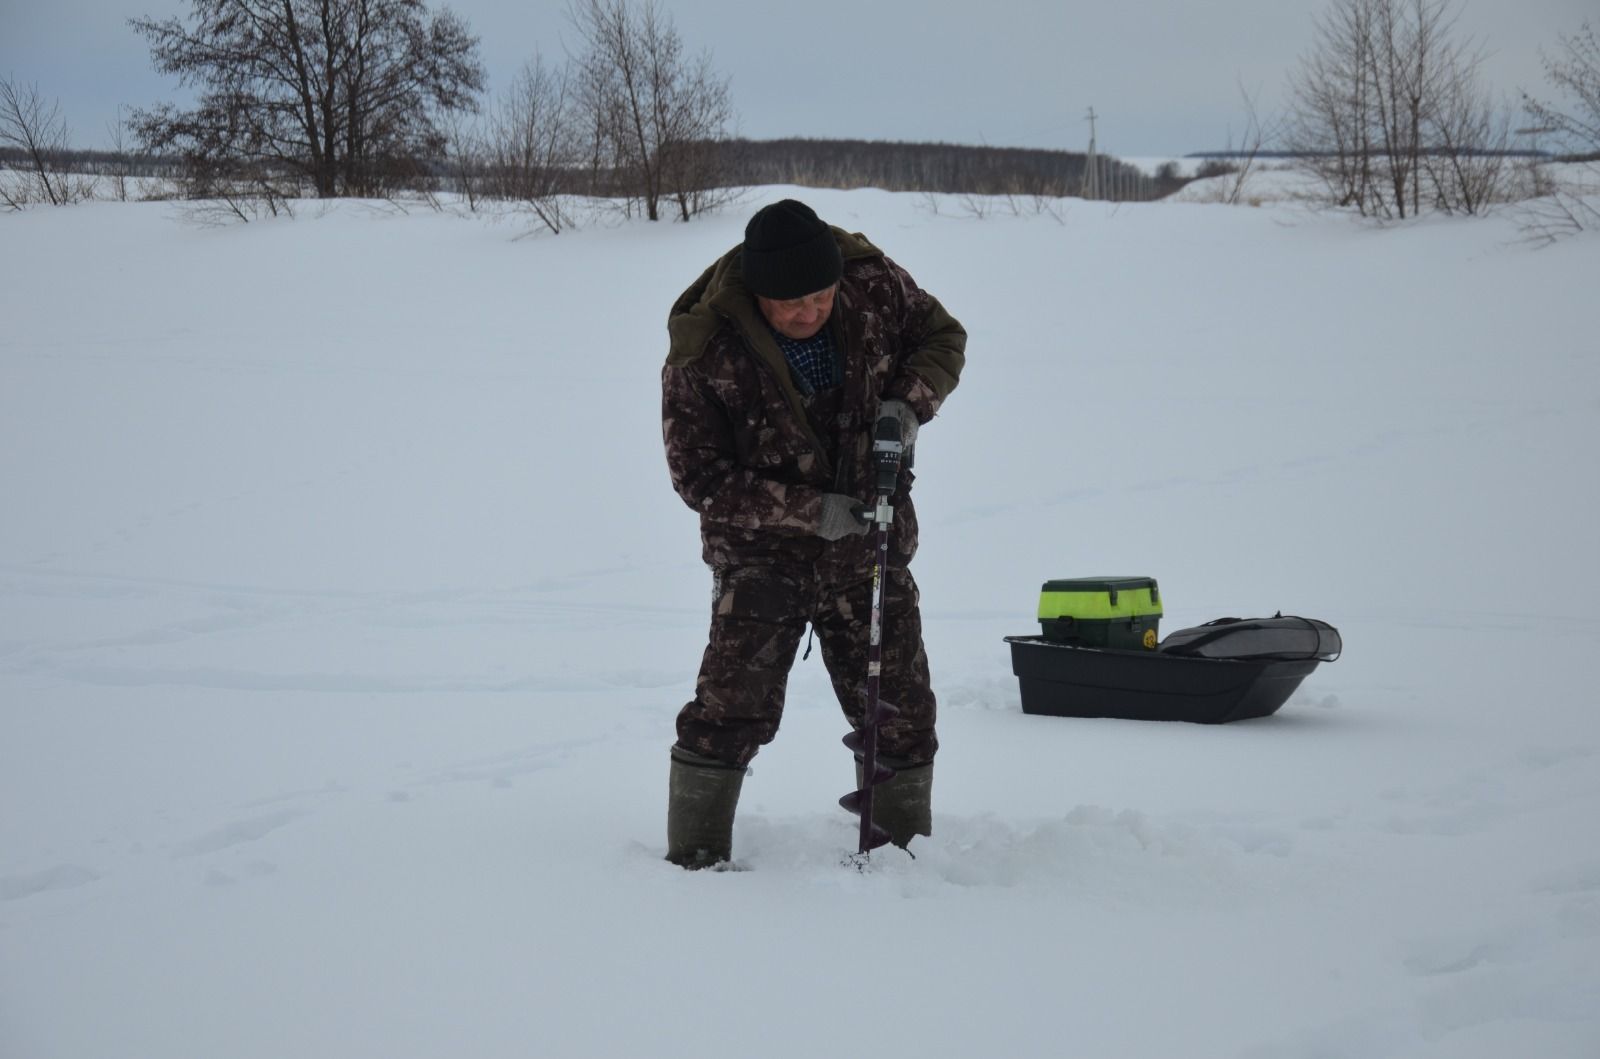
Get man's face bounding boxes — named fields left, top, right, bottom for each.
left=757, top=284, right=838, bottom=341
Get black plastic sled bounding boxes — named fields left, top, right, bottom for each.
left=1005, top=636, right=1322, bottom=724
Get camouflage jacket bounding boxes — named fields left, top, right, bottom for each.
left=662, top=227, right=966, bottom=573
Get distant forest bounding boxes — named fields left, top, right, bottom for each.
left=0, top=138, right=1191, bottom=202
left=713, top=138, right=1183, bottom=200
left=0, top=147, right=176, bottom=177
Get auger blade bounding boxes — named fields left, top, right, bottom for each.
left=838, top=792, right=893, bottom=850
left=842, top=710, right=898, bottom=753
left=868, top=699, right=901, bottom=726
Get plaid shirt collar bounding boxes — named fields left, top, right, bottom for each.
left=768, top=324, right=839, bottom=395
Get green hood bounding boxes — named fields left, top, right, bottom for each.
left=666, top=226, right=883, bottom=368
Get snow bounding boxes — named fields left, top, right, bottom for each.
left=3, top=188, right=1598, bottom=1058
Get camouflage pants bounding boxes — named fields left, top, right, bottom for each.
left=674, top=562, right=938, bottom=770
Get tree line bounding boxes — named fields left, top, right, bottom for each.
left=0, top=0, right=739, bottom=222
left=3, top=0, right=1597, bottom=228
left=712, top=138, right=1171, bottom=200
left=114, top=0, right=712, bottom=220
left=0, top=0, right=1174, bottom=218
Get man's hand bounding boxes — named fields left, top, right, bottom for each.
left=817, top=494, right=872, bottom=540
left=878, top=399, right=919, bottom=452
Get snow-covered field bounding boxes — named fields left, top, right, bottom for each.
left=3, top=188, right=1598, bottom=1058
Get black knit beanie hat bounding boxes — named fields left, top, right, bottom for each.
left=741, top=199, right=843, bottom=300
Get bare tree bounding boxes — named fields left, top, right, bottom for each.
left=1517, top=181, right=1600, bottom=244
left=1423, top=70, right=1514, bottom=214
left=1376, top=0, right=1454, bottom=217
left=1287, top=0, right=1381, bottom=212
left=1191, top=80, right=1281, bottom=205
left=1518, top=21, right=1600, bottom=241
left=442, top=112, right=483, bottom=212
left=1288, top=0, right=1521, bottom=218
left=0, top=76, right=88, bottom=208
left=652, top=44, right=738, bottom=221
left=566, top=0, right=735, bottom=221
left=1286, top=0, right=1434, bottom=217
left=130, top=0, right=485, bottom=202
left=1523, top=21, right=1600, bottom=159
left=485, top=54, right=577, bottom=233
left=106, top=106, right=135, bottom=202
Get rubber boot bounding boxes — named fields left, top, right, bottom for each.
left=666, top=750, right=745, bottom=869
left=856, top=759, right=933, bottom=849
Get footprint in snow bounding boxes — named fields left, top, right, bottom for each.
left=1, top=864, right=102, bottom=901
left=171, top=808, right=305, bottom=858
left=1531, top=861, right=1600, bottom=896
left=206, top=861, right=279, bottom=888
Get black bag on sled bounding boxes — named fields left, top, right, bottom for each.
left=1159, top=614, right=1342, bottom=662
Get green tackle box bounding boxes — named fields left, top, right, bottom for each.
left=1038, top=577, right=1163, bottom=650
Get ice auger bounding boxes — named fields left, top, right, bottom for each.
left=839, top=410, right=905, bottom=857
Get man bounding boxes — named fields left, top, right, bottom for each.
left=661, top=199, right=965, bottom=868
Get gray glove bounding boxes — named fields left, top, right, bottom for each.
left=817, top=493, right=871, bottom=541
left=878, top=399, right=919, bottom=452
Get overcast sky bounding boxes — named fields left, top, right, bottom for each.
left=1, top=0, right=1592, bottom=155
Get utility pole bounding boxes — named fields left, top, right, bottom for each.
left=1081, top=106, right=1100, bottom=201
